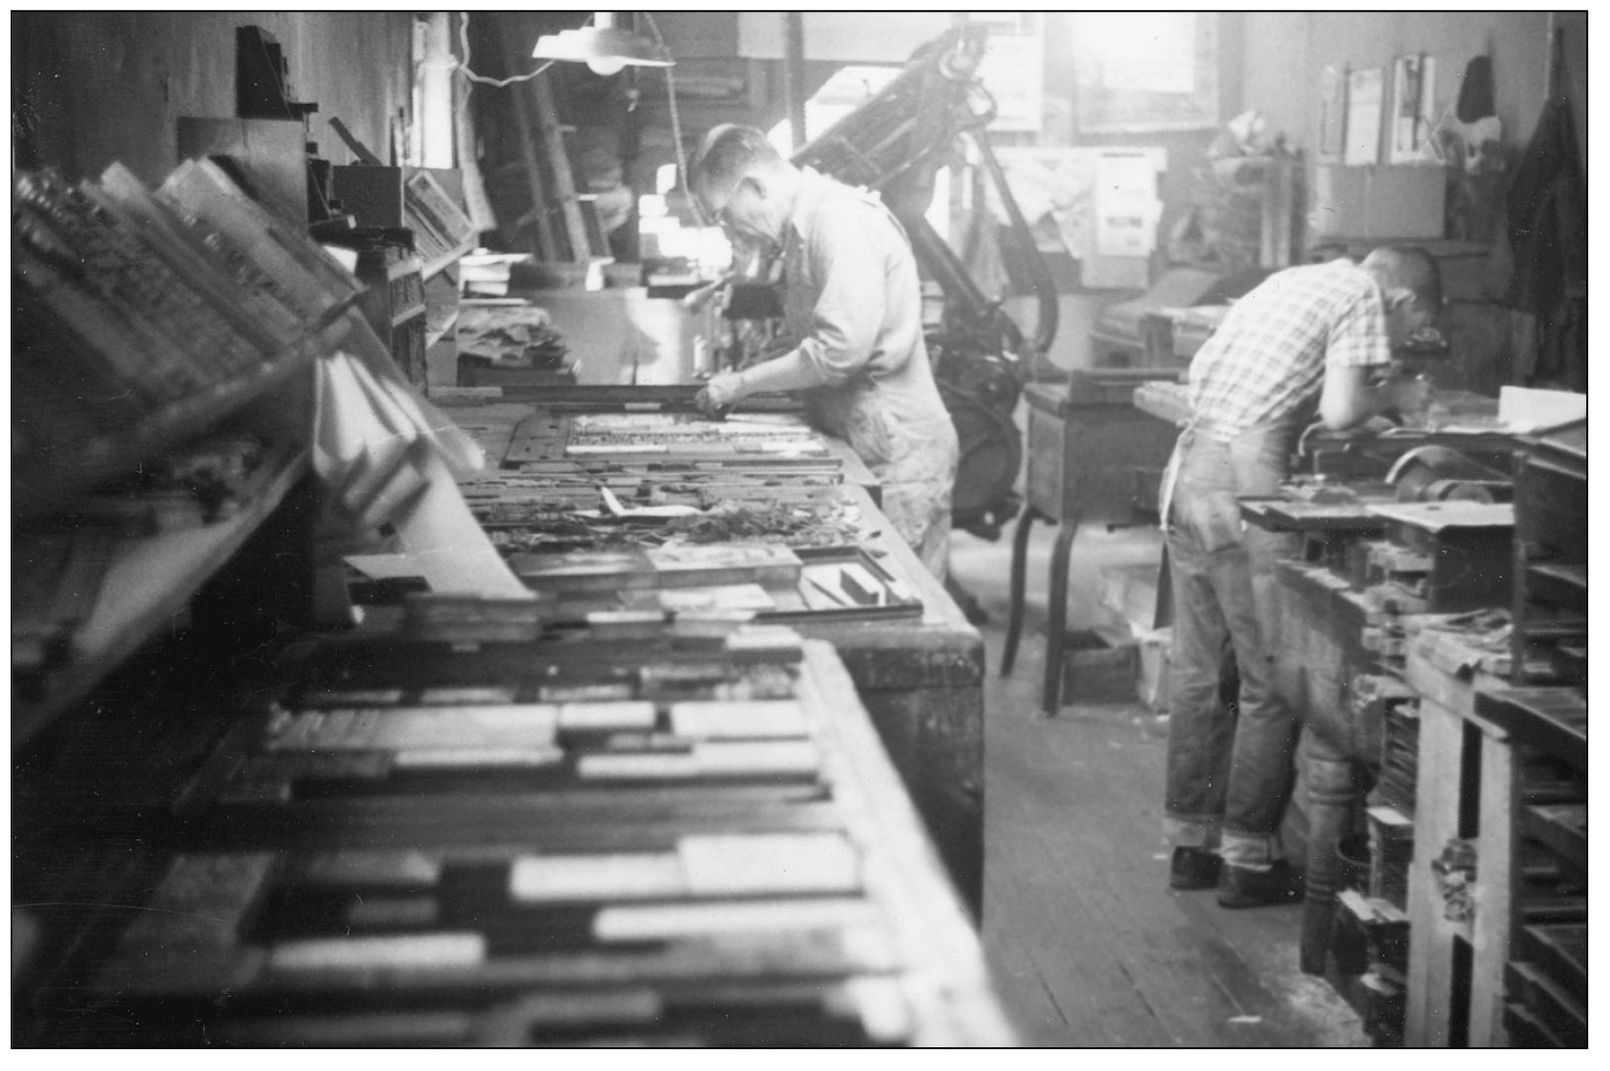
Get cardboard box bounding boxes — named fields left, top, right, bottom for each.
left=1133, top=625, right=1172, bottom=714
left=1312, top=165, right=1445, bottom=241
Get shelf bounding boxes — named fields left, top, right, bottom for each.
left=1524, top=562, right=1588, bottom=611
left=12, top=317, right=345, bottom=522
left=382, top=255, right=426, bottom=282
left=12, top=442, right=312, bottom=748
left=425, top=305, right=461, bottom=350
left=422, top=236, right=478, bottom=282
left=391, top=302, right=428, bottom=327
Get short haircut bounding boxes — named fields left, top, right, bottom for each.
left=690, top=124, right=784, bottom=195
left=1362, top=245, right=1442, bottom=311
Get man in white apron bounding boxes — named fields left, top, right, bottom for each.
left=1161, top=247, right=1439, bottom=907
left=690, top=125, right=961, bottom=580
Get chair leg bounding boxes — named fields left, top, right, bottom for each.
left=1042, top=522, right=1078, bottom=714
left=1000, top=507, right=1041, bottom=676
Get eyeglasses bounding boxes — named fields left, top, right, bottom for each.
left=1388, top=292, right=1441, bottom=322
left=701, top=179, right=749, bottom=231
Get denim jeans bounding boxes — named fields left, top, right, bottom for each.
left=1161, top=422, right=1300, bottom=869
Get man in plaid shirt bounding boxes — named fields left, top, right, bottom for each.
left=1164, top=247, right=1440, bottom=908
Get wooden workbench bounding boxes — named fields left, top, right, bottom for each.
left=25, top=627, right=1016, bottom=1046
left=1003, top=374, right=1182, bottom=712
left=437, top=393, right=988, bottom=917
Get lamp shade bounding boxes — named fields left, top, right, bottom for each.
left=532, top=25, right=673, bottom=70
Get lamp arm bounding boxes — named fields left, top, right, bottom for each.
left=641, top=13, right=703, bottom=226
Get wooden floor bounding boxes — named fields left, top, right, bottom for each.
left=950, top=521, right=1368, bottom=1047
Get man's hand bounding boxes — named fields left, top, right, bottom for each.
left=1380, top=373, right=1432, bottom=422
left=695, top=370, right=746, bottom=415
left=681, top=273, right=734, bottom=314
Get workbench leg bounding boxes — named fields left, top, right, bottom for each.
left=1000, top=507, right=1041, bottom=677
left=1041, top=522, right=1078, bottom=714
left=1469, top=730, right=1516, bottom=1047
left=1300, top=736, right=1358, bottom=975
left=1405, top=700, right=1462, bottom=1046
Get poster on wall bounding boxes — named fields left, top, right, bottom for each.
left=1071, top=12, right=1218, bottom=133
left=1344, top=66, right=1384, bottom=166
left=1389, top=54, right=1439, bottom=164
left=988, top=146, right=1166, bottom=288
left=1317, top=65, right=1347, bottom=163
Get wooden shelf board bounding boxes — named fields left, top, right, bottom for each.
left=425, top=306, right=461, bottom=349
left=12, top=444, right=311, bottom=747
left=391, top=303, right=428, bottom=327
left=422, top=238, right=478, bottom=282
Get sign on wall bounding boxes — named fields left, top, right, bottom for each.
left=1343, top=67, right=1384, bottom=166
left=1071, top=13, right=1218, bottom=133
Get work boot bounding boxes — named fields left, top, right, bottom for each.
left=1169, top=847, right=1222, bottom=890
left=1216, top=860, right=1305, bottom=909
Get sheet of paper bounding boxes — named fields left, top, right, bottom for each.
left=315, top=351, right=526, bottom=597
left=1094, top=151, right=1164, bottom=256
left=1345, top=67, right=1385, bottom=166
left=1497, top=386, right=1587, bottom=430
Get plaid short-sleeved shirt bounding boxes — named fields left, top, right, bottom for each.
left=1187, top=258, right=1394, bottom=433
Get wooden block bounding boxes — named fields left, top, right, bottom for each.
left=723, top=626, right=805, bottom=656
left=300, top=687, right=406, bottom=707
left=403, top=595, right=546, bottom=643
left=391, top=747, right=565, bottom=770
left=267, top=932, right=486, bottom=972
left=538, top=681, right=636, bottom=703
left=416, top=685, right=519, bottom=705
left=583, top=611, right=670, bottom=639
left=288, top=851, right=442, bottom=888
left=645, top=544, right=803, bottom=589
left=574, top=741, right=818, bottom=781
left=214, top=1012, right=474, bottom=1047
left=667, top=700, right=808, bottom=739
left=346, top=895, right=440, bottom=929
left=657, top=584, right=774, bottom=614
left=592, top=897, right=874, bottom=942
left=264, top=704, right=561, bottom=752
left=509, top=852, right=685, bottom=903
left=557, top=701, right=657, bottom=733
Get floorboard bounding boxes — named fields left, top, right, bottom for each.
left=951, top=522, right=1367, bottom=1048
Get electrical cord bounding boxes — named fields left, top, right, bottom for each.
left=442, top=12, right=703, bottom=230
left=445, top=12, right=575, bottom=87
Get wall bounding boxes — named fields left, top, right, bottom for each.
left=1240, top=11, right=1558, bottom=201
left=1039, top=12, right=1244, bottom=266
left=1238, top=11, right=1580, bottom=395
left=12, top=12, right=414, bottom=187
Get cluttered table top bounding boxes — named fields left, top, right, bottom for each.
left=434, top=395, right=972, bottom=638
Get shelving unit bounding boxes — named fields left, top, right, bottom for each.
left=1401, top=637, right=1517, bottom=1048
left=423, top=264, right=464, bottom=390
left=9, top=160, right=361, bottom=741
left=351, top=245, right=428, bottom=385
left=11, top=158, right=359, bottom=521
left=1489, top=417, right=1588, bottom=1049
left=332, top=164, right=478, bottom=391
left=1509, top=419, right=1588, bottom=685
left=12, top=331, right=328, bottom=522
left=12, top=442, right=312, bottom=748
